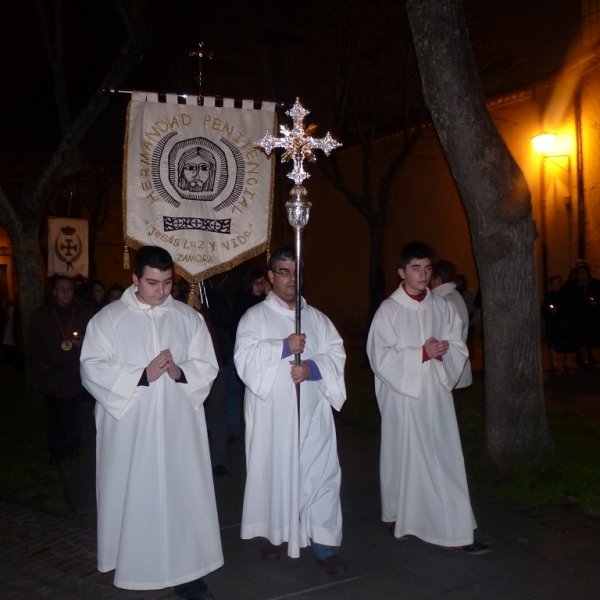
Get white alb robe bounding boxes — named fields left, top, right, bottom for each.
left=80, top=286, right=223, bottom=590
left=367, top=284, right=476, bottom=547
left=432, top=282, right=473, bottom=388
left=234, top=292, right=346, bottom=558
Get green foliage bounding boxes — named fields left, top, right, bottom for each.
left=459, top=381, right=600, bottom=516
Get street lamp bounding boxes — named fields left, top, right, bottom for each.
left=532, top=132, right=572, bottom=284
left=531, top=132, right=556, bottom=154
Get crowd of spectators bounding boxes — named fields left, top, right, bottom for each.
left=541, top=260, right=600, bottom=373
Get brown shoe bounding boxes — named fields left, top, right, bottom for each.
left=317, top=554, right=348, bottom=575
left=260, top=540, right=282, bottom=561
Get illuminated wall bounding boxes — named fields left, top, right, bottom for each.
left=580, top=73, right=600, bottom=276
left=302, top=62, right=600, bottom=328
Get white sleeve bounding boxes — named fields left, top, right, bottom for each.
left=366, top=303, right=424, bottom=399
left=306, top=311, right=347, bottom=411
left=234, top=308, right=284, bottom=400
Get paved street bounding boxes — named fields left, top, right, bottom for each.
left=1, top=365, right=600, bottom=599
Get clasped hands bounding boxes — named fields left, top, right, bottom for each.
left=147, top=349, right=181, bottom=382
left=287, top=333, right=310, bottom=384
left=424, top=337, right=449, bottom=359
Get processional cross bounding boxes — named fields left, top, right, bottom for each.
left=255, top=98, right=342, bottom=430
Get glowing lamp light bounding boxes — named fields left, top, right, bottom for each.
left=532, top=132, right=556, bottom=154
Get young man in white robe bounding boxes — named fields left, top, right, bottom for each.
left=430, top=259, right=472, bottom=389
left=80, top=246, right=223, bottom=600
left=234, top=246, right=348, bottom=575
left=367, top=242, right=488, bottom=554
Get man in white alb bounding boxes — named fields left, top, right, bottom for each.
left=367, top=242, right=488, bottom=554
left=80, top=246, right=223, bottom=599
left=234, top=246, right=348, bottom=574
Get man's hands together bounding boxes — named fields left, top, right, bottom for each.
left=424, top=337, right=449, bottom=359
left=147, top=349, right=182, bottom=382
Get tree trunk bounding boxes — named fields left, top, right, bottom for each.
left=405, top=0, right=554, bottom=464
left=368, top=214, right=386, bottom=319
left=9, top=213, right=44, bottom=334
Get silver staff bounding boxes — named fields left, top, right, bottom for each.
left=255, top=98, right=342, bottom=426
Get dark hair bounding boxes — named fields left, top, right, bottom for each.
left=433, top=259, right=456, bottom=284
left=399, top=242, right=434, bottom=270
left=549, top=274, right=564, bottom=286
left=242, top=267, right=265, bottom=294
left=172, top=278, right=189, bottom=299
left=576, top=263, right=591, bottom=275
left=54, top=276, right=75, bottom=289
left=135, top=246, right=174, bottom=278
left=268, top=246, right=296, bottom=272
left=107, top=283, right=125, bottom=294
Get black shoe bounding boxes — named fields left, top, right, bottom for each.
left=212, top=464, right=230, bottom=478
left=174, top=577, right=214, bottom=600
left=260, top=540, right=282, bottom=560
left=317, top=554, right=348, bottom=575
left=456, top=541, right=490, bottom=555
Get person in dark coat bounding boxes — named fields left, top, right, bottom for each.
left=572, top=263, right=600, bottom=369
left=25, top=276, right=93, bottom=462
left=230, top=267, right=269, bottom=342
left=542, top=275, right=578, bottom=373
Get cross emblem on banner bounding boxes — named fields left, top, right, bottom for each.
left=255, top=98, right=341, bottom=186
left=60, top=239, right=78, bottom=256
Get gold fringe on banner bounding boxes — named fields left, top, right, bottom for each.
left=188, top=283, right=195, bottom=307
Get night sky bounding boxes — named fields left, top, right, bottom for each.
left=0, top=0, right=580, bottom=161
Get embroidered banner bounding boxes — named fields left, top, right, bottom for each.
left=124, top=93, right=277, bottom=281
left=47, top=217, right=89, bottom=278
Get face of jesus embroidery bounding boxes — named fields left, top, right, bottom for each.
left=177, top=147, right=216, bottom=193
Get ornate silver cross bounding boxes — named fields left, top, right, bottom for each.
left=255, top=98, right=341, bottom=186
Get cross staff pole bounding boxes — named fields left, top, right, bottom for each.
left=286, top=185, right=311, bottom=421
left=255, top=99, right=341, bottom=443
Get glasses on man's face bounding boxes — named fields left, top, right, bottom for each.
left=55, top=287, right=74, bottom=293
left=273, top=269, right=296, bottom=279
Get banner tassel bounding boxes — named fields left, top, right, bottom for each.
left=123, top=245, right=130, bottom=270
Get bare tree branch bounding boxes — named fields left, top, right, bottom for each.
left=0, top=181, right=18, bottom=227
left=320, top=153, right=371, bottom=219
left=31, top=25, right=150, bottom=204
left=35, top=0, right=72, bottom=132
